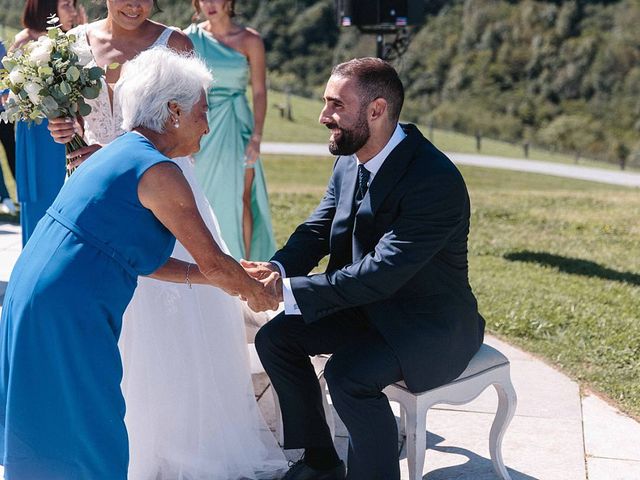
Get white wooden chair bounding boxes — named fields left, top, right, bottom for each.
left=383, top=343, right=517, bottom=480
left=250, top=343, right=516, bottom=480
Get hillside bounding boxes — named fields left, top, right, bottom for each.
left=1, top=0, right=638, bottom=167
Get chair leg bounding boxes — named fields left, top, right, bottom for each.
left=270, top=384, right=285, bottom=446
left=404, top=401, right=428, bottom=480
left=399, top=406, right=407, bottom=438
left=489, top=373, right=517, bottom=480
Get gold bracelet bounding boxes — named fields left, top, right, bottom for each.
left=185, top=263, right=192, bottom=289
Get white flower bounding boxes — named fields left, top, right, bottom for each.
left=70, top=41, right=93, bottom=67
left=8, top=68, right=25, bottom=86
left=29, top=37, right=54, bottom=66
left=24, top=81, right=43, bottom=105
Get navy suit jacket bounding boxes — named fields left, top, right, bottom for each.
left=272, top=124, right=484, bottom=393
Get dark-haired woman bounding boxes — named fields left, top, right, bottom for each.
left=186, top=0, right=276, bottom=262
left=48, top=1, right=286, bottom=479
left=10, top=0, right=82, bottom=244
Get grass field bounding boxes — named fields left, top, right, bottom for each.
left=263, top=154, right=640, bottom=418
left=265, top=90, right=635, bottom=171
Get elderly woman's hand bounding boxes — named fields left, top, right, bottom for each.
left=66, top=144, right=103, bottom=170
left=48, top=117, right=82, bottom=144
left=245, top=271, right=281, bottom=312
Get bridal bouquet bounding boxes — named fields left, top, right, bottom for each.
left=0, top=16, right=105, bottom=172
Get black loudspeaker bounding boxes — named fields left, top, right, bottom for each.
left=335, top=0, right=424, bottom=28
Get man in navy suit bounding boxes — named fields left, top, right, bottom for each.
left=243, top=58, right=484, bottom=480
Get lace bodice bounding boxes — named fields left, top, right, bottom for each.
left=71, top=24, right=174, bottom=145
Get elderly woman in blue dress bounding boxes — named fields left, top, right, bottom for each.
left=0, top=47, right=280, bottom=480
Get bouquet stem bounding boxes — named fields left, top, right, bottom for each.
left=64, top=132, right=87, bottom=176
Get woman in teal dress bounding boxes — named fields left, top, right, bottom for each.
left=186, top=0, right=276, bottom=261
left=10, top=0, right=82, bottom=245
left=0, top=48, right=279, bottom=479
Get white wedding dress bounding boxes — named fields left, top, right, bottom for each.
left=72, top=25, right=287, bottom=479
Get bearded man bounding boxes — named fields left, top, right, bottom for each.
left=244, top=57, right=485, bottom=480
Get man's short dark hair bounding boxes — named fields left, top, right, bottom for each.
left=331, top=57, right=404, bottom=123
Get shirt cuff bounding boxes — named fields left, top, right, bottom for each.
left=282, top=278, right=301, bottom=315
left=270, top=260, right=286, bottom=278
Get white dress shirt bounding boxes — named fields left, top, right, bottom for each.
left=276, top=124, right=407, bottom=315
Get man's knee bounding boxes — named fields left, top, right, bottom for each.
left=324, top=355, right=372, bottom=398
left=254, top=316, right=279, bottom=358
left=254, top=313, right=297, bottom=359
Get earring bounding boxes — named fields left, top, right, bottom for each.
left=174, top=121, right=180, bottom=129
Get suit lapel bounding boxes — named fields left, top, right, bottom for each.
left=351, top=125, right=421, bottom=260
left=367, top=124, right=421, bottom=215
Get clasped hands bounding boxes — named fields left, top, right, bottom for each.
left=241, top=260, right=283, bottom=313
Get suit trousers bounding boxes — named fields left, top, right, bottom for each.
left=255, top=309, right=403, bottom=480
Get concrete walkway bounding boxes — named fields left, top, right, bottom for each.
left=262, top=142, right=640, bottom=188
left=1, top=221, right=639, bottom=478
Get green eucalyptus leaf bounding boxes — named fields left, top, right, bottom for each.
left=88, top=67, right=104, bottom=80
left=60, top=81, right=72, bottom=95
left=66, top=66, right=80, bottom=82
left=78, top=101, right=92, bottom=117
left=81, top=86, right=99, bottom=99
left=42, top=96, right=59, bottom=112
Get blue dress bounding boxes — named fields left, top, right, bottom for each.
left=0, top=132, right=176, bottom=479
left=15, top=120, right=66, bottom=246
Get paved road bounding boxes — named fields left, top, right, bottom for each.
left=262, top=143, right=640, bottom=188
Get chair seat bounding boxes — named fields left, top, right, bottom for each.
left=390, top=343, right=510, bottom=393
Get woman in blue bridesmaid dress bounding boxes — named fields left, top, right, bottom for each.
left=10, top=0, right=81, bottom=244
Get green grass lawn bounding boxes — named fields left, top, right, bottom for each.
left=263, top=154, right=640, bottom=419
left=0, top=137, right=17, bottom=223
left=0, top=25, right=19, bottom=45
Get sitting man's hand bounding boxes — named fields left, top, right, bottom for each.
left=240, top=259, right=280, bottom=281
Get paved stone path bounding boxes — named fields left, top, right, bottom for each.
left=262, top=142, right=640, bottom=188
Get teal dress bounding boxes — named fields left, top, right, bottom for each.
left=186, top=24, right=276, bottom=261
left=0, top=133, right=176, bottom=479
left=15, top=120, right=66, bottom=246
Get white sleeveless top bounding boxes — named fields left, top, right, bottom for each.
left=71, top=24, right=174, bottom=145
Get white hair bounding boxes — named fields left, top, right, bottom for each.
left=117, top=46, right=213, bottom=133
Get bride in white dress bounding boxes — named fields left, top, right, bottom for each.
left=49, top=6, right=286, bottom=480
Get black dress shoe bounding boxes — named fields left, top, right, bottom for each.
left=282, top=459, right=346, bottom=480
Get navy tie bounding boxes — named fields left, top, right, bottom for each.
left=356, top=164, right=370, bottom=202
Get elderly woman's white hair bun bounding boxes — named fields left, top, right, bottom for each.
left=117, top=46, right=213, bottom=133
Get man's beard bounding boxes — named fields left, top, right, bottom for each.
left=327, top=112, right=370, bottom=156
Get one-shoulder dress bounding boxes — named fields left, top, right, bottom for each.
left=186, top=24, right=276, bottom=261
